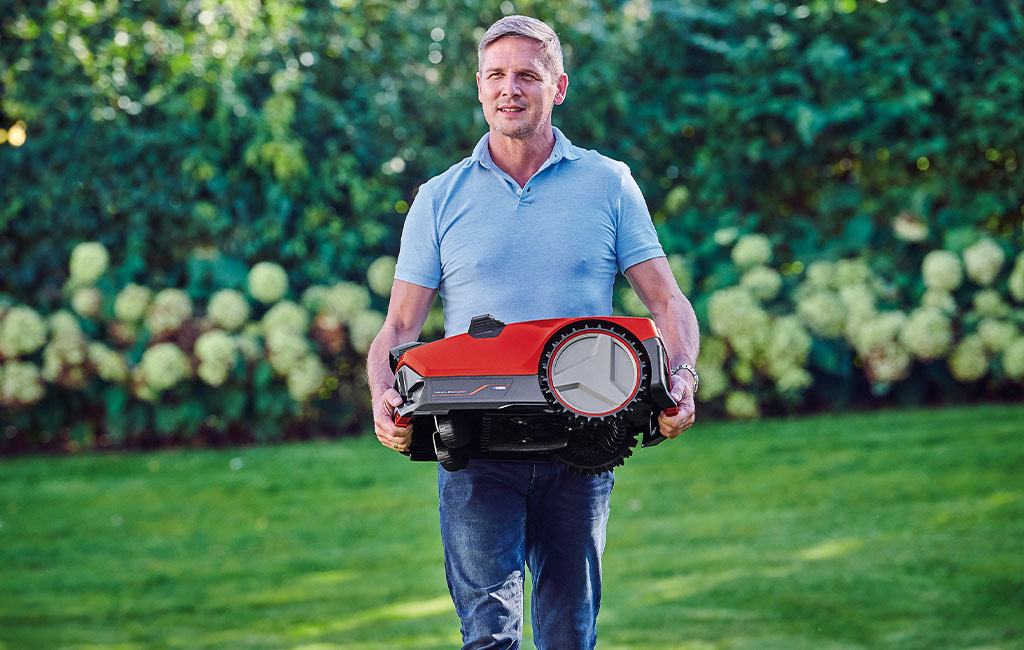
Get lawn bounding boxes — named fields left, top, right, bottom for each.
left=2, top=403, right=1023, bottom=650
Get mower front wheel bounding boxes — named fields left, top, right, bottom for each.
left=433, top=431, right=470, bottom=472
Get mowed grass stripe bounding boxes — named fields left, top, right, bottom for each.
left=1, top=403, right=1022, bottom=650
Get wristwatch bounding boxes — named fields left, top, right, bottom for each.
left=670, top=363, right=699, bottom=395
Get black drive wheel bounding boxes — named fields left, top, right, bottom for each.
left=433, top=431, right=469, bottom=472
left=537, top=320, right=650, bottom=474
left=436, top=415, right=471, bottom=449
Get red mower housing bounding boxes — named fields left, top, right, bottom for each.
left=391, top=314, right=678, bottom=475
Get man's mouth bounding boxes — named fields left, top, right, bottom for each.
left=498, top=106, right=525, bottom=113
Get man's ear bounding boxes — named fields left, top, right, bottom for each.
left=553, top=73, right=568, bottom=106
left=476, top=71, right=483, bottom=103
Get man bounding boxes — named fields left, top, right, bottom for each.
left=366, top=15, right=699, bottom=650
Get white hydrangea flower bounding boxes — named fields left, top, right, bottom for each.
left=774, top=365, right=813, bottom=394
left=695, top=365, right=728, bottom=402
left=114, top=284, right=152, bottom=322
left=367, top=255, right=397, bottom=297
left=899, top=308, right=953, bottom=361
left=1002, top=338, right=1024, bottom=381
left=921, top=290, right=957, bottom=314
left=194, top=327, right=237, bottom=386
left=41, top=322, right=90, bottom=389
left=976, top=319, right=1018, bottom=353
left=261, top=300, right=309, bottom=335
left=88, top=343, right=127, bottom=383
left=197, top=362, right=230, bottom=387
left=1008, top=252, right=1024, bottom=302
left=948, top=335, right=989, bottom=382
left=71, top=287, right=103, bottom=319
left=0, top=306, right=47, bottom=358
left=194, top=330, right=238, bottom=368
left=247, top=261, right=289, bottom=304
left=207, top=289, right=250, bottom=331
left=707, top=287, right=772, bottom=362
left=145, top=289, right=193, bottom=335
left=731, top=234, right=772, bottom=270
left=864, top=339, right=912, bottom=384
left=805, top=260, right=835, bottom=288
left=69, top=242, right=110, bottom=285
left=833, top=259, right=873, bottom=288
left=797, top=290, right=847, bottom=338
left=0, top=361, right=45, bottom=406
left=850, top=311, right=906, bottom=356
left=713, top=227, right=739, bottom=247
left=724, top=391, right=760, bottom=419
left=840, top=284, right=876, bottom=321
left=320, top=282, right=372, bottom=323
left=348, top=310, right=385, bottom=354
left=921, top=250, right=963, bottom=292
left=286, top=354, right=329, bottom=402
left=47, top=310, right=83, bottom=339
left=766, top=316, right=812, bottom=375
left=139, top=343, right=192, bottom=392
left=740, top=266, right=782, bottom=302
left=962, top=237, right=1005, bottom=286
left=973, top=289, right=1009, bottom=318
left=266, top=329, right=309, bottom=376
left=698, top=336, right=728, bottom=369
left=892, top=211, right=928, bottom=242
left=300, top=285, right=330, bottom=312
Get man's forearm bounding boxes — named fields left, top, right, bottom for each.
left=650, top=293, right=700, bottom=377
left=366, top=323, right=415, bottom=399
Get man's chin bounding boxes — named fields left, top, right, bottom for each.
left=494, top=123, right=541, bottom=140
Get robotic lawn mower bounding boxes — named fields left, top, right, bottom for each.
left=390, top=314, right=679, bottom=475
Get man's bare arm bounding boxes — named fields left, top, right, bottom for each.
left=366, top=279, right=438, bottom=452
left=625, top=256, right=700, bottom=438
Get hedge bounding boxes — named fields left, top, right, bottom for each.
left=2, top=0, right=1023, bottom=450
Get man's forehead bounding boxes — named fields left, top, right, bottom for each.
left=480, top=36, right=546, bottom=69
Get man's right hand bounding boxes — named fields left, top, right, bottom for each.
left=373, top=387, right=413, bottom=452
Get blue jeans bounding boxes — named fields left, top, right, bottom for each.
left=438, top=459, right=615, bottom=650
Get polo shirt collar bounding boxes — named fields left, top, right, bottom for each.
left=467, top=126, right=581, bottom=170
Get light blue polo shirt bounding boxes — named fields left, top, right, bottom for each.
left=394, top=127, right=665, bottom=337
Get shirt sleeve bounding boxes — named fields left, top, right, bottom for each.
left=393, top=184, right=442, bottom=289
left=615, top=168, right=665, bottom=272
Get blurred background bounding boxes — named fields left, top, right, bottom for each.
left=2, top=0, right=1023, bottom=451
left=2, top=2, right=1024, bottom=649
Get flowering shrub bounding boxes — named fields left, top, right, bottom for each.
left=962, top=238, right=1005, bottom=287
left=114, top=284, right=152, bottom=323
left=921, top=251, right=964, bottom=292
left=731, top=234, right=772, bottom=270
left=248, top=262, right=289, bottom=304
left=367, top=256, right=397, bottom=297
left=4, top=229, right=1024, bottom=453
left=68, top=242, right=110, bottom=286
left=0, top=306, right=47, bottom=358
left=207, top=290, right=250, bottom=331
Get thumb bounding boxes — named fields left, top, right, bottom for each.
left=387, top=392, right=404, bottom=408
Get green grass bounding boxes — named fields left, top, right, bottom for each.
left=2, top=403, right=1023, bottom=650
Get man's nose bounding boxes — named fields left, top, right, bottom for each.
left=501, top=75, right=520, bottom=97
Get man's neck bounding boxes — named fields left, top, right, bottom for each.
left=487, top=127, right=556, bottom=188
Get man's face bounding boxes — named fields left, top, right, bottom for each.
left=476, top=36, right=567, bottom=141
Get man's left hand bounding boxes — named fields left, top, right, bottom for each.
left=658, top=374, right=696, bottom=439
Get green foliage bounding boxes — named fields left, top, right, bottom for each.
left=2, top=1, right=1024, bottom=448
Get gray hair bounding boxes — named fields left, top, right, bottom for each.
left=477, top=15, right=564, bottom=80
